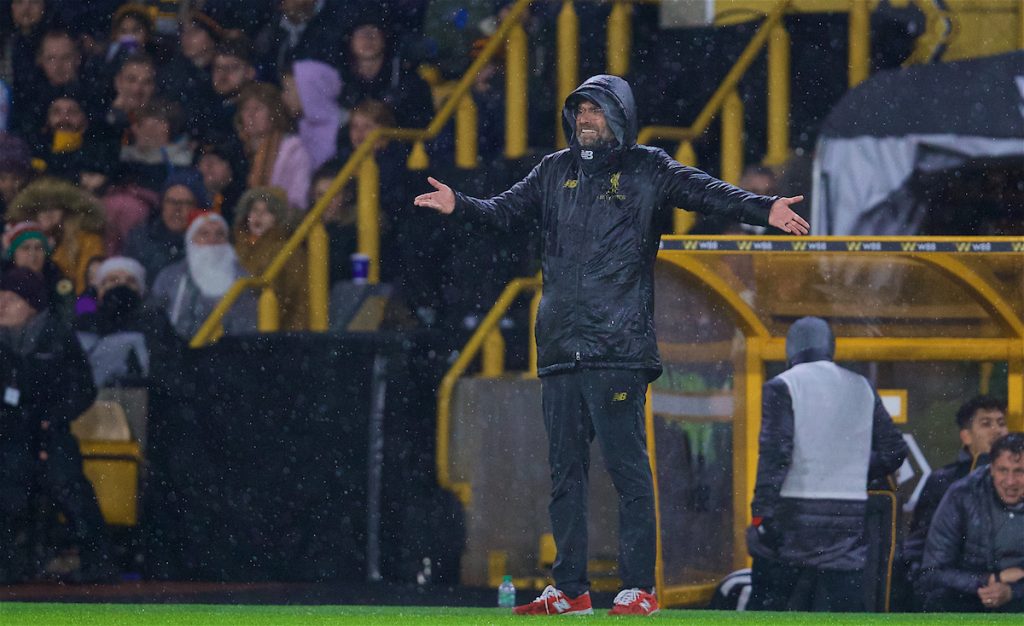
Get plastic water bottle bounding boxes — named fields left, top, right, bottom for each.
left=498, top=575, right=516, bottom=609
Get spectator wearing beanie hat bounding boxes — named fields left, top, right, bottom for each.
left=1, top=220, right=76, bottom=326
left=149, top=211, right=257, bottom=340
left=0, top=266, right=115, bottom=583
left=3, top=220, right=53, bottom=262
left=75, top=255, right=184, bottom=390
left=6, top=177, right=106, bottom=295
left=94, top=256, right=146, bottom=298
left=0, top=266, right=50, bottom=316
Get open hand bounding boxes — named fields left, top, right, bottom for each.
left=768, top=195, right=809, bottom=235
left=414, top=177, right=456, bottom=215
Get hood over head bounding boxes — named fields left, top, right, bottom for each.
left=8, top=176, right=106, bottom=234
left=561, top=74, right=638, bottom=156
left=294, top=59, right=344, bottom=168
left=786, top=316, right=835, bottom=367
left=232, top=186, right=292, bottom=235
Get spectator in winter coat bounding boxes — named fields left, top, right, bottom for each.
left=748, top=317, right=909, bottom=612
left=195, top=140, right=245, bottom=225
left=252, top=0, right=347, bottom=81
left=1, top=220, right=75, bottom=325
left=338, top=15, right=434, bottom=129
left=149, top=211, right=257, bottom=340
left=118, top=98, right=193, bottom=192
left=96, top=171, right=159, bottom=256
left=160, top=10, right=224, bottom=140
left=101, top=4, right=155, bottom=65
left=7, top=176, right=105, bottom=294
left=282, top=59, right=343, bottom=170
left=232, top=187, right=307, bottom=330
left=190, top=36, right=256, bottom=143
left=123, top=169, right=209, bottom=287
left=0, top=267, right=114, bottom=583
left=99, top=52, right=158, bottom=146
left=13, top=29, right=100, bottom=137
left=30, top=93, right=118, bottom=183
left=234, top=81, right=312, bottom=210
left=75, top=255, right=182, bottom=389
left=919, top=433, right=1024, bottom=612
left=904, top=396, right=1008, bottom=586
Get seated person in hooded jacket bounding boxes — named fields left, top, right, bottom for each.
left=74, top=256, right=183, bottom=389
left=148, top=212, right=257, bottom=340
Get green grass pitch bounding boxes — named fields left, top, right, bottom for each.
left=0, top=604, right=1017, bottom=625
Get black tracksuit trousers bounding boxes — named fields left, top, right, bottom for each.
left=542, top=369, right=655, bottom=597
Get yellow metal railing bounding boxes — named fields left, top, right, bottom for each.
left=436, top=275, right=542, bottom=504
left=635, top=0, right=791, bottom=235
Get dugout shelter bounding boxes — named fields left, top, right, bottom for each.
left=440, top=235, right=1024, bottom=607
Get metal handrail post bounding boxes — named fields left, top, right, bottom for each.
left=849, top=0, right=871, bottom=87
left=765, top=23, right=791, bottom=165
left=505, top=20, right=528, bottom=159
left=357, top=157, right=381, bottom=284
left=721, top=90, right=744, bottom=184
left=607, top=1, right=633, bottom=76
left=456, top=92, right=479, bottom=169
left=556, top=0, right=579, bottom=150
left=307, top=222, right=329, bottom=331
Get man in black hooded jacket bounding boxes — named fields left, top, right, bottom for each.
left=415, top=75, right=808, bottom=616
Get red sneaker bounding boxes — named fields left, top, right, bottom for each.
left=512, top=585, right=594, bottom=615
left=608, top=588, right=659, bottom=616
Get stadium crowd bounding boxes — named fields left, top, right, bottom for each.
left=0, top=0, right=1020, bottom=615
left=0, top=0, right=458, bottom=586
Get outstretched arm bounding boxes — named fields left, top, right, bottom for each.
left=768, top=196, right=809, bottom=235
left=655, top=151, right=810, bottom=234
left=414, top=160, right=545, bottom=231
left=414, top=176, right=456, bottom=215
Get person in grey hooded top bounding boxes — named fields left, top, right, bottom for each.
left=414, top=75, right=809, bottom=616
left=748, top=317, right=908, bottom=612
